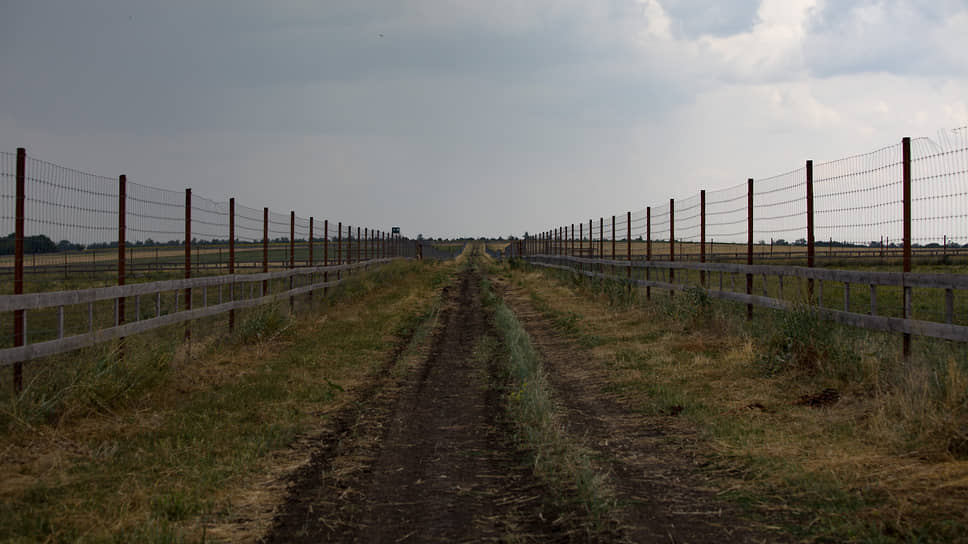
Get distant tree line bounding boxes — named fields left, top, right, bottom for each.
left=2, top=232, right=960, bottom=256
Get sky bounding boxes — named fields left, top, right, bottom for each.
left=1, top=1, right=966, bottom=240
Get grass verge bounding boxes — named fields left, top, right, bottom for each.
left=504, top=261, right=968, bottom=543
left=0, top=258, right=449, bottom=543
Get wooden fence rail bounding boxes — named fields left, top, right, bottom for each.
left=525, top=254, right=968, bottom=344
left=0, top=259, right=394, bottom=366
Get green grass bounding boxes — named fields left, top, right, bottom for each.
left=0, top=258, right=448, bottom=542
left=478, top=262, right=618, bottom=536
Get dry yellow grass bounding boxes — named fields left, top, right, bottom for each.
left=506, top=264, right=968, bottom=541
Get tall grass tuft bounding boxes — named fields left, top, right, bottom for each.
left=2, top=342, right=174, bottom=431
left=480, top=273, right=618, bottom=530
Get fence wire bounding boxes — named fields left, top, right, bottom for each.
left=814, top=143, right=903, bottom=248
left=753, top=167, right=807, bottom=245
left=1, top=153, right=16, bottom=250
left=530, top=128, right=968, bottom=263
left=911, top=127, right=968, bottom=245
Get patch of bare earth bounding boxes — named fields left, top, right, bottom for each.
left=495, top=277, right=790, bottom=543
left=263, top=269, right=579, bottom=543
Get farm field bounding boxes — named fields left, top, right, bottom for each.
left=2, top=243, right=967, bottom=542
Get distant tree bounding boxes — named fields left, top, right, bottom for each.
left=794, top=238, right=807, bottom=246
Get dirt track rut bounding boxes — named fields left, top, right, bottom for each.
left=264, top=268, right=572, bottom=542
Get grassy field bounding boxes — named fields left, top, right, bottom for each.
left=0, top=259, right=451, bottom=542
left=504, top=260, right=968, bottom=542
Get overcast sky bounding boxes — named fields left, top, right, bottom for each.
left=1, top=1, right=966, bottom=239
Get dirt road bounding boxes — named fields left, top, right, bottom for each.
left=263, top=263, right=785, bottom=542
left=264, top=267, right=575, bottom=542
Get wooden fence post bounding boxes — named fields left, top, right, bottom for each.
left=571, top=224, right=575, bottom=257
left=337, top=222, right=342, bottom=281
left=323, top=219, right=329, bottom=295
left=13, top=148, right=25, bottom=393
left=902, top=136, right=912, bottom=357
left=229, top=198, right=235, bottom=332
left=700, top=190, right=706, bottom=287
left=747, top=178, right=754, bottom=320
left=806, top=160, right=815, bottom=301
left=185, top=188, right=192, bottom=342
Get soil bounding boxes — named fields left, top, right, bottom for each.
left=262, top=268, right=577, bottom=543
left=262, top=264, right=790, bottom=543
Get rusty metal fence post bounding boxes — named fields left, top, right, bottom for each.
left=902, top=137, right=912, bottom=357
left=263, top=207, right=269, bottom=296
left=669, top=198, right=675, bottom=297
left=646, top=206, right=652, bottom=300
left=289, top=211, right=295, bottom=313
left=806, top=161, right=815, bottom=300
left=118, top=175, right=127, bottom=354
left=13, top=148, right=26, bottom=392
left=626, top=211, right=631, bottom=285
left=308, top=216, right=314, bottom=300
left=700, top=190, right=706, bottom=287
left=746, top=178, right=754, bottom=320
left=185, top=188, right=192, bottom=342
left=229, top=198, right=235, bottom=332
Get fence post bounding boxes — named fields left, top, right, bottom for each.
left=626, top=212, right=631, bottom=284
left=229, top=198, right=235, bottom=332
left=571, top=224, right=575, bottom=257
left=308, top=216, right=314, bottom=300
left=902, top=136, right=912, bottom=357
left=323, top=219, right=329, bottom=295
left=185, top=188, right=192, bottom=342
left=700, top=190, right=706, bottom=287
left=611, top=215, right=616, bottom=262
left=599, top=217, right=604, bottom=264
left=357, top=226, right=361, bottom=264
left=13, top=148, right=26, bottom=393
left=263, top=207, right=269, bottom=296
left=364, top=227, right=369, bottom=262
left=669, top=199, right=675, bottom=297
left=806, top=160, right=815, bottom=300
left=747, top=178, right=754, bottom=320
left=646, top=206, right=651, bottom=300
left=118, top=174, right=127, bottom=354
left=289, top=211, right=295, bottom=313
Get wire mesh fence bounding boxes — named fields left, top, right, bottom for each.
left=527, top=128, right=968, bottom=265
left=0, top=148, right=417, bottom=292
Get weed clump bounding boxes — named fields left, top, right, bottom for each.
left=755, top=305, right=858, bottom=378
left=236, top=305, right=292, bottom=345
left=2, top=344, right=173, bottom=430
